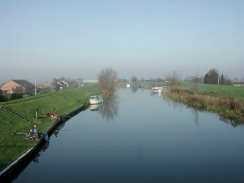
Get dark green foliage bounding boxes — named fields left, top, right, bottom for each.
left=0, top=93, right=24, bottom=102
left=204, top=68, right=219, bottom=84
left=220, top=74, right=225, bottom=85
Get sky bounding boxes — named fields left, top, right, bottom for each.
left=0, top=0, right=244, bottom=83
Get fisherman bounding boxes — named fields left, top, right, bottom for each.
left=29, top=125, right=39, bottom=139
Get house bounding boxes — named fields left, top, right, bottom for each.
left=232, top=82, right=244, bottom=87
left=0, top=80, right=36, bottom=95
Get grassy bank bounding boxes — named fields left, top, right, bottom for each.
left=0, top=84, right=99, bottom=172
left=167, top=83, right=244, bottom=122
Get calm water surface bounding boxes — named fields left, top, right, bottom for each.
left=13, top=89, right=244, bottom=183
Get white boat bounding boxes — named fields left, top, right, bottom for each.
left=89, top=95, right=103, bottom=105
left=152, top=86, right=163, bottom=93
left=126, top=84, right=130, bottom=88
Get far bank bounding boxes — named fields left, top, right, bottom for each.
left=166, top=83, right=244, bottom=122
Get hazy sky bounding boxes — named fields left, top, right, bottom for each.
left=1, top=0, right=243, bottom=83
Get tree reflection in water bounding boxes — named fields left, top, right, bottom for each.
left=191, top=108, right=199, bottom=126
left=130, top=84, right=139, bottom=93
left=99, top=93, right=120, bottom=121
left=162, top=95, right=184, bottom=110
left=162, top=94, right=244, bottom=127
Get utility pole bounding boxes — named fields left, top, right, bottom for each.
left=35, top=79, right=38, bottom=96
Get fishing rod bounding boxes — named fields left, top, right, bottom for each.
left=61, top=126, right=87, bottom=131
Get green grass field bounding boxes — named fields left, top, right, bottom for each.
left=179, top=82, right=244, bottom=100
left=0, top=84, right=99, bottom=172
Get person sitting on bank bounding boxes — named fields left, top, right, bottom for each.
left=29, top=125, right=39, bottom=139
left=53, top=109, right=59, bottom=119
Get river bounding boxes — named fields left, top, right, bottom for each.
left=12, top=88, right=244, bottom=183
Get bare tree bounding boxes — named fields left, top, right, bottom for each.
left=97, top=67, right=118, bottom=98
left=165, top=70, right=182, bottom=86
left=192, top=72, right=200, bottom=93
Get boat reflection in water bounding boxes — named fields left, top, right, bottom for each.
left=89, top=103, right=103, bottom=112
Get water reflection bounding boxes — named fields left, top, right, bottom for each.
left=98, top=93, right=120, bottom=121
left=33, top=141, right=50, bottom=163
left=163, top=95, right=200, bottom=125
left=160, top=93, right=244, bottom=127
left=219, top=116, right=244, bottom=128
left=89, top=103, right=103, bottom=111
left=162, top=95, right=185, bottom=111
left=150, top=91, right=162, bottom=97
left=191, top=108, right=199, bottom=126
left=130, top=84, right=139, bottom=93
left=53, top=120, right=66, bottom=137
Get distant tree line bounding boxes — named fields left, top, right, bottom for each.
left=203, top=68, right=232, bottom=85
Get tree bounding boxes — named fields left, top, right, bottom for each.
left=156, top=77, right=163, bottom=82
left=0, top=89, right=4, bottom=101
left=97, top=67, right=118, bottom=98
left=224, top=76, right=233, bottom=85
left=192, top=72, right=200, bottom=93
left=165, top=70, right=182, bottom=86
left=131, top=76, right=138, bottom=82
left=204, top=68, right=219, bottom=84
left=68, top=80, right=78, bottom=88
left=220, top=74, right=225, bottom=85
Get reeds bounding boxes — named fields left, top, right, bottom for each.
left=169, top=87, right=244, bottom=121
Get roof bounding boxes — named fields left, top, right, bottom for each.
left=12, top=80, right=35, bottom=88
left=233, top=82, right=244, bottom=85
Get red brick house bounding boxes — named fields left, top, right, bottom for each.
left=0, top=80, right=35, bottom=95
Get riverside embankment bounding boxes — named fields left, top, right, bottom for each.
left=167, top=83, right=244, bottom=122
left=0, top=84, right=99, bottom=172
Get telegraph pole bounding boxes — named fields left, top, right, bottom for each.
left=35, top=79, right=38, bottom=96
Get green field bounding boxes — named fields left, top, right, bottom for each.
left=178, top=82, right=244, bottom=100
left=0, top=84, right=99, bottom=172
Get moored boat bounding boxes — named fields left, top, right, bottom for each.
left=126, top=84, right=130, bottom=88
left=89, top=95, right=103, bottom=105
left=152, top=86, right=163, bottom=93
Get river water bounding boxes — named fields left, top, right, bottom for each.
left=13, top=88, right=244, bottom=183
